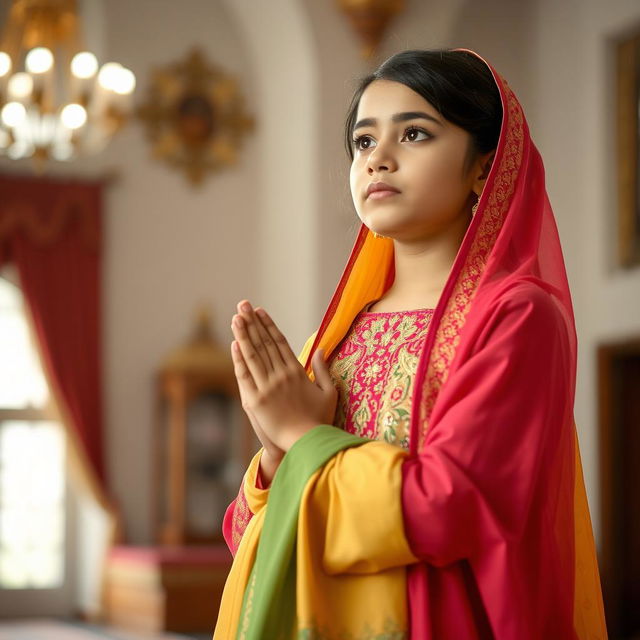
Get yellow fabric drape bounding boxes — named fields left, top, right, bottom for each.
left=572, top=422, right=608, bottom=636
left=296, top=440, right=417, bottom=637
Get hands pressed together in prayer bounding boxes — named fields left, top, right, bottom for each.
left=230, top=300, right=338, bottom=482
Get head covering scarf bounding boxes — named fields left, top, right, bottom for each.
left=215, top=47, right=608, bottom=640
left=296, top=47, right=607, bottom=638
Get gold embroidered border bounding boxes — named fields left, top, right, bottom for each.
left=298, top=620, right=406, bottom=639
left=237, top=569, right=257, bottom=640
left=231, top=484, right=252, bottom=551
left=417, top=77, right=525, bottom=450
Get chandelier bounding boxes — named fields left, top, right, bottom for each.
left=0, top=0, right=136, bottom=167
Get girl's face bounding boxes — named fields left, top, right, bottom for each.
left=349, top=79, right=486, bottom=241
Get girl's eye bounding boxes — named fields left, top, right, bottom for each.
left=352, top=134, right=373, bottom=151
left=402, top=126, right=431, bottom=142
left=351, top=126, right=431, bottom=152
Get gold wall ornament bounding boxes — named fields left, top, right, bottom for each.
left=336, top=0, right=405, bottom=60
left=136, top=47, right=255, bottom=186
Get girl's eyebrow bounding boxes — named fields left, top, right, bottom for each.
left=353, top=111, right=443, bottom=131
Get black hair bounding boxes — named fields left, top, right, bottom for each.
left=344, top=49, right=503, bottom=175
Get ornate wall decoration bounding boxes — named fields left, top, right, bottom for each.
left=137, top=47, right=254, bottom=186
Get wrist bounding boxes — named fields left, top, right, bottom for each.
left=279, top=422, right=321, bottom=452
left=262, top=447, right=284, bottom=464
left=258, top=448, right=283, bottom=487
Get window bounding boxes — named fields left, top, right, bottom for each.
left=0, top=267, right=66, bottom=589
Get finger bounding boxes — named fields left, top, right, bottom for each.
left=311, top=348, right=333, bottom=390
left=230, top=340, right=258, bottom=396
left=253, top=307, right=287, bottom=367
left=253, top=307, right=300, bottom=367
left=232, top=314, right=268, bottom=387
left=237, top=301, right=274, bottom=372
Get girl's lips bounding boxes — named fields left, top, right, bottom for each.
left=367, top=190, right=401, bottom=200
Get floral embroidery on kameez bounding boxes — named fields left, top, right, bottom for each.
left=328, top=307, right=435, bottom=450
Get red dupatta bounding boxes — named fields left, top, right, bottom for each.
left=299, top=48, right=607, bottom=639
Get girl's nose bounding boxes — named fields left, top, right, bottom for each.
left=367, top=153, right=396, bottom=173
left=368, top=161, right=391, bottom=173
left=366, top=140, right=397, bottom=173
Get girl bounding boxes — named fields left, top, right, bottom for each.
left=214, top=48, right=607, bottom=639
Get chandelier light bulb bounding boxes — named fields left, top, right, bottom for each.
left=52, top=144, right=74, bottom=161
left=60, top=103, right=87, bottom=129
left=0, top=52, right=11, bottom=77
left=25, top=47, right=54, bottom=73
left=1, top=101, right=27, bottom=127
left=113, top=67, right=136, bottom=95
left=7, top=140, right=34, bottom=159
left=97, top=62, right=123, bottom=91
left=34, top=113, right=56, bottom=146
left=8, top=72, right=33, bottom=99
left=71, top=51, right=98, bottom=79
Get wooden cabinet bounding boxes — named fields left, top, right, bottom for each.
left=153, top=307, right=255, bottom=545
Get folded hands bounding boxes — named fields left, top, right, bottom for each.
left=230, top=299, right=337, bottom=453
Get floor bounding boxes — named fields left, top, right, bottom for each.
left=0, top=619, right=212, bottom=640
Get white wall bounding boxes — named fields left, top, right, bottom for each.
left=528, top=0, right=640, bottom=549
left=101, top=0, right=321, bottom=544
left=98, top=0, right=261, bottom=544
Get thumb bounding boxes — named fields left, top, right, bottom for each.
left=312, top=348, right=333, bottom=390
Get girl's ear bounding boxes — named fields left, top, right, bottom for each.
left=472, top=150, right=496, bottom=196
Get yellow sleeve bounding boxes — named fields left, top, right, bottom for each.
left=300, top=440, right=419, bottom=576
left=294, top=440, right=418, bottom=635
left=243, top=449, right=270, bottom=514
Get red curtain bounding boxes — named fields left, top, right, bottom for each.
left=0, top=172, right=122, bottom=542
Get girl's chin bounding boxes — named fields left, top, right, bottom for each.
left=360, top=216, right=406, bottom=237
left=358, top=210, right=421, bottom=237
left=367, top=226, right=400, bottom=240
